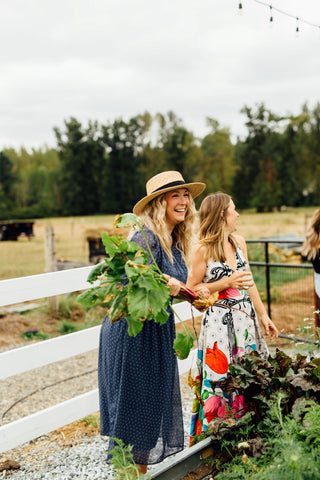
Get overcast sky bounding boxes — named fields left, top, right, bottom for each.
left=1, top=0, right=320, bottom=151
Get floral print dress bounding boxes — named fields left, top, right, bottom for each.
left=190, top=247, right=268, bottom=443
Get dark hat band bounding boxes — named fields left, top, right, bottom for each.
left=152, top=180, right=186, bottom=193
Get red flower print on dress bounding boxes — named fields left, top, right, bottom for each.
left=203, top=395, right=221, bottom=423
left=205, top=341, right=229, bottom=374
left=232, top=346, right=245, bottom=358
left=217, top=398, right=229, bottom=418
left=195, top=416, right=203, bottom=435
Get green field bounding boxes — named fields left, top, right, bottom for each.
left=0, top=207, right=316, bottom=281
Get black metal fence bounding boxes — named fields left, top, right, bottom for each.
left=246, top=239, right=314, bottom=323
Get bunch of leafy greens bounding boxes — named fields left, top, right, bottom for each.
left=77, top=213, right=194, bottom=359
left=107, top=438, right=142, bottom=479
left=192, top=348, right=320, bottom=479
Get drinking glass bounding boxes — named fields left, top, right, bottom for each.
left=241, top=264, right=254, bottom=289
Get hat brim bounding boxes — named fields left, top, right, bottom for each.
left=133, top=182, right=206, bottom=215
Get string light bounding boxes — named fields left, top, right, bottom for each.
left=238, top=0, right=320, bottom=34
left=268, top=4, right=273, bottom=28
left=269, top=5, right=273, bottom=24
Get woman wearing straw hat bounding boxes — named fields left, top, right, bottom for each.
left=98, top=171, right=206, bottom=475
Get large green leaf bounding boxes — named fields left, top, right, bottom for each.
left=127, top=284, right=164, bottom=321
left=132, top=248, right=149, bottom=264
left=118, top=237, right=144, bottom=256
left=109, top=289, right=127, bottom=323
left=173, top=331, right=194, bottom=360
left=126, top=314, right=144, bottom=337
left=87, top=261, right=108, bottom=283
left=153, top=306, right=170, bottom=325
left=128, top=275, right=169, bottom=318
left=124, top=261, right=151, bottom=281
left=114, top=213, right=140, bottom=228
left=77, top=284, right=111, bottom=307
left=101, top=232, right=118, bottom=257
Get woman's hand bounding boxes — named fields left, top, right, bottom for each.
left=259, top=315, right=279, bottom=340
left=228, top=270, right=254, bottom=290
left=164, top=275, right=181, bottom=297
left=192, top=285, right=211, bottom=312
left=195, top=285, right=211, bottom=300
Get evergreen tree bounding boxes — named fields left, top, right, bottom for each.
left=155, top=111, right=198, bottom=181
left=54, top=118, right=106, bottom=215
left=251, top=158, right=281, bottom=211
left=232, top=104, right=282, bottom=209
left=101, top=113, right=151, bottom=213
left=279, top=118, right=306, bottom=207
left=198, top=118, right=235, bottom=194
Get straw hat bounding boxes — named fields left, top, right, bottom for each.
left=133, top=171, right=206, bottom=215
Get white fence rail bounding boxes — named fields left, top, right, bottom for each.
left=0, top=268, right=201, bottom=453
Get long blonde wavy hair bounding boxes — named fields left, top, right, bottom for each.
left=198, top=192, right=238, bottom=262
left=138, top=192, right=196, bottom=266
left=302, top=208, right=320, bottom=260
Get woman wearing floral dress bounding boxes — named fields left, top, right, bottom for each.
left=302, top=208, right=320, bottom=326
left=187, top=193, right=278, bottom=443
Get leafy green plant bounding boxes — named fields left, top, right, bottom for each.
left=58, top=319, right=79, bottom=334
left=192, top=349, right=320, bottom=479
left=59, top=293, right=84, bottom=315
left=108, top=437, right=150, bottom=479
left=21, top=330, right=50, bottom=340
left=78, top=414, right=100, bottom=429
left=77, top=213, right=196, bottom=359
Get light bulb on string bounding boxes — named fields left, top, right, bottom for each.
left=269, top=5, right=273, bottom=27
left=238, top=2, right=243, bottom=15
left=296, top=17, right=300, bottom=37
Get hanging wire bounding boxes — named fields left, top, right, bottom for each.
left=250, top=0, right=320, bottom=31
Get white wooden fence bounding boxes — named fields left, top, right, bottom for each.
left=0, top=267, right=201, bottom=453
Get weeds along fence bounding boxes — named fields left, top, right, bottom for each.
left=0, top=268, right=201, bottom=454
left=246, top=239, right=315, bottom=323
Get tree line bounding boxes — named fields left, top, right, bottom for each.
left=0, top=102, right=319, bottom=220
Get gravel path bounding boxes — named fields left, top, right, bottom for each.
left=0, top=346, right=195, bottom=479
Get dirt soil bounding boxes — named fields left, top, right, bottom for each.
left=0, top=304, right=87, bottom=348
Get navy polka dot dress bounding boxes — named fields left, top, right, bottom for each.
left=98, top=228, right=187, bottom=465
